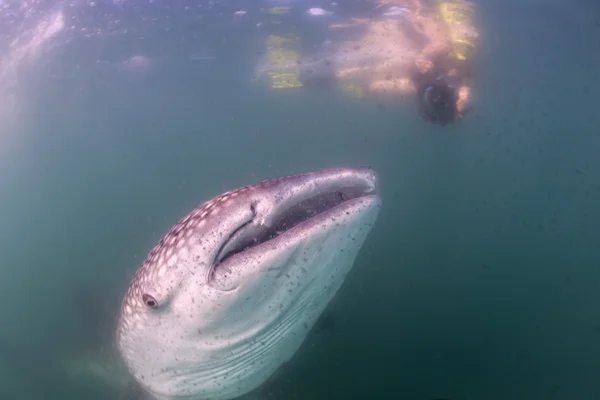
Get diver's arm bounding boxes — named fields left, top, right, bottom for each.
left=414, top=18, right=451, bottom=72
left=398, top=1, right=450, bottom=73
left=456, top=84, right=472, bottom=114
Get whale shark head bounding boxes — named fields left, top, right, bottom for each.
left=117, top=167, right=381, bottom=400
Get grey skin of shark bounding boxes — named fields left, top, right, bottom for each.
left=117, top=167, right=382, bottom=400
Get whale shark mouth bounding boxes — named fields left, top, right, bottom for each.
left=214, top=184, right=375, bottom=268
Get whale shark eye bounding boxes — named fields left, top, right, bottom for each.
left=142, top=293, right=159, bottom=308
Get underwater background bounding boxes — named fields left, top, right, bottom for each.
left=1, top=0, right=600, bottom=399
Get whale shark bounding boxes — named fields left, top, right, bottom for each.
left=116, top=167, right=381, bottom=400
